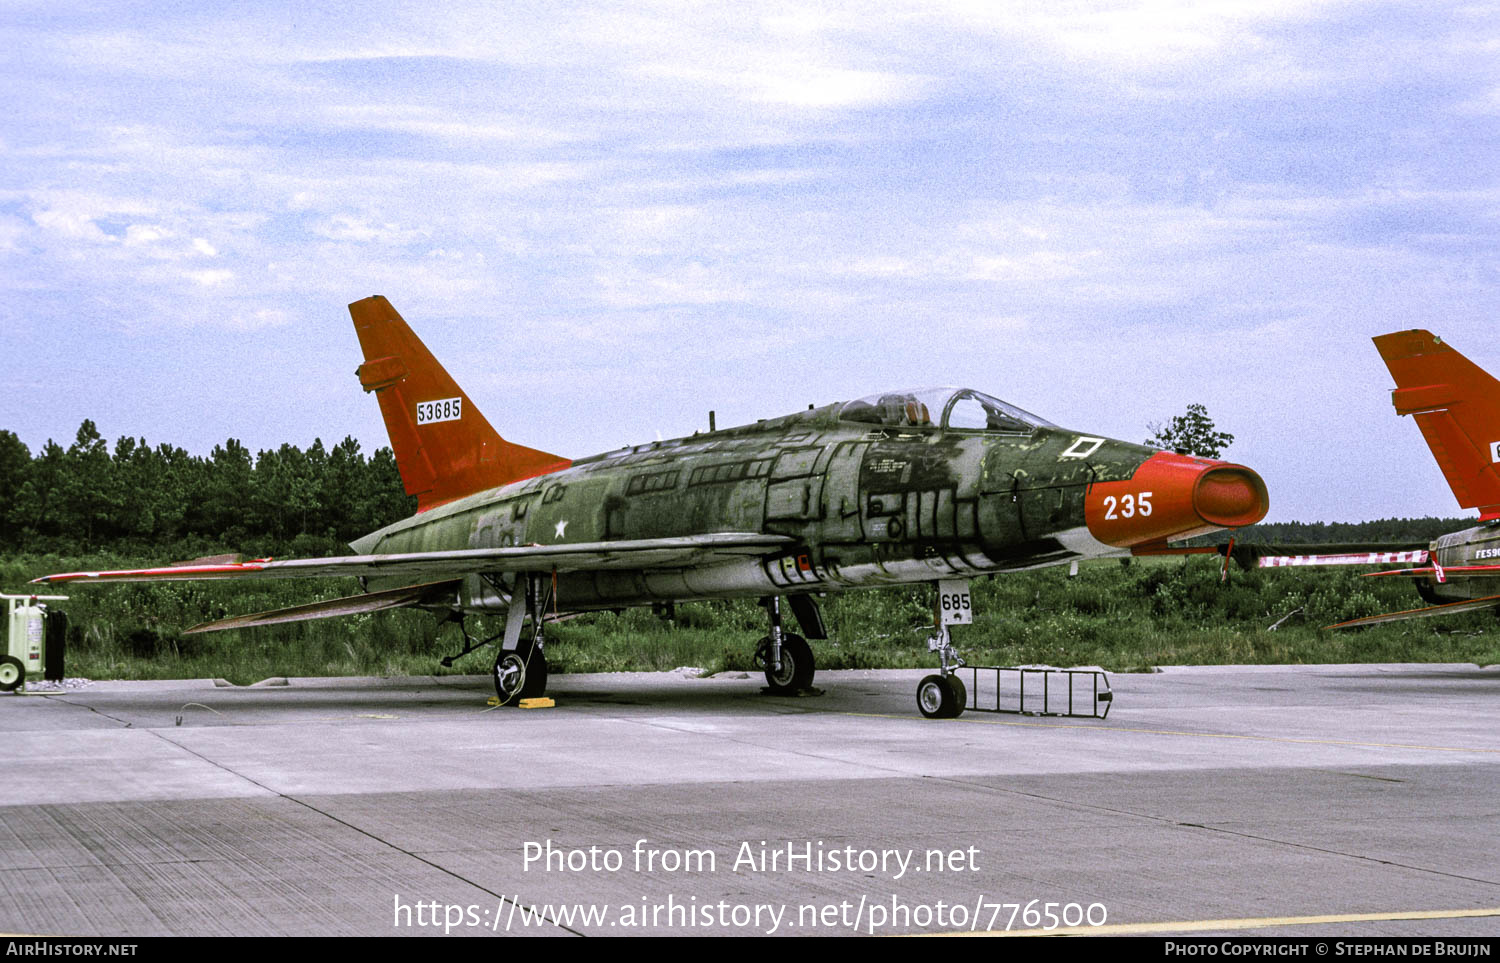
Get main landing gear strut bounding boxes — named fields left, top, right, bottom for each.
left=753, top=595, right=815, bottom=694
left=492, top=573, right=551, bottom=705
left=439, top=573, right=551, bottom=706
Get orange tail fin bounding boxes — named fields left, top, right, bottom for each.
left=1374, top=329, right=1500, bottom=521
left=350, top=296, right=570, bottom=512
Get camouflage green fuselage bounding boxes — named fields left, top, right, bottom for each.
left=352, top=404, right=1156, bottom=612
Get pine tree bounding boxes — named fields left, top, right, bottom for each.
left=0, top=430, right=31, bottom=547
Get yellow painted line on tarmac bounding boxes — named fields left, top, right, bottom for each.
left=922, top=905, right=1500, bottom=937
left=841, top=712, right=1500, bottom=754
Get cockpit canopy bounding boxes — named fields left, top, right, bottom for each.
left=837, top=387, right=1054, bottom=433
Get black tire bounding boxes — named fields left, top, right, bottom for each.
left=763, top=633, right=815, bottom=694
left=0, top=655, right=24, bottom=692
left=917, top=673, right=962, bottom=719
left=492, top=638, right=548, bottom=705
left=947, top=674, right=967, bottom=718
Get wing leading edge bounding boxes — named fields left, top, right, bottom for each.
left=33, top=533, right=797, bottom=586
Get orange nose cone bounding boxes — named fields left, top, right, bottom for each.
left=1085, top=451, right=1268, bottom=548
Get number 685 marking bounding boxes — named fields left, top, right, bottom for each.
left=1103, top=491, right=1152, bottom=519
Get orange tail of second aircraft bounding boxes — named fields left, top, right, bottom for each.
left=350, top=296, right=571, bottom=512
left=1374, top=329, right=1500, bottom=521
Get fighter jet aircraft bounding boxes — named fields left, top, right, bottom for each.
left=36, top=297, right=1269, bottom=717
left=1236, top=330, right=1500, bottom=629
left=1333, top=330, right=1500, bottom=627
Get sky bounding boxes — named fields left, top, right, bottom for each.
left=2, top=1, right=1498, bottom=523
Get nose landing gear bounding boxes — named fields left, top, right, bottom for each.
left=917, top=579, right=973, bottom=718
left=917, top=621, right=968, bottom=718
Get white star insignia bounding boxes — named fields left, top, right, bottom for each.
left=554, top=519, right=568, bottom=539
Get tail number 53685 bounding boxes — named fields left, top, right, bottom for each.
left=417, top=398, right=463, bottom=425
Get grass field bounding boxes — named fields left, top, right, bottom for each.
left=4, top=554, right=1497, bottom=685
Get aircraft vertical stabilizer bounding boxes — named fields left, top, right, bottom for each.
left=1374, top=329, right=1500, bottom=521
left=349, top=295, right=570, bottom=511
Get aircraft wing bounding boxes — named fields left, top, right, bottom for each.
left=32, top=533, right=797, bottom=585
left=184, top=579, right=462, bottom=634
left=1328, top=593, right=1500, bottom=630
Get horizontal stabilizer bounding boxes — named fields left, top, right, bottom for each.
left=1327, top=593, right=1500, bottom=630
left=34, top=533, right=796, bottom=585
left=185, top=579, right=460, bottom=634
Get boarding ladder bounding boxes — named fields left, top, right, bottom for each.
left=958, top=665, right=1112, bottom=719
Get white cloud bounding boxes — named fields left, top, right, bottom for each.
left=645, top=61, right=932, bottom=109
left=0, top=214, right=28, bottom=254
left=591, top=262, right=755, bottom=309
left=186, top=269, right=233, bottom=287
left=315, top=103, right=581, bottom=146
left=3, top=1, right=1498, bottom=522
left=312, top=216, right=430, bottom=246
left=941, top=0, right=1341, bottom=68
left=32, top=208, right=113, bottom=243
left=225, top=307, right=289, bottom=330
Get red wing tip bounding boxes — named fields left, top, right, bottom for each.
left=31, top=572, right=100, bottom=584
left=31, top=562, right=269, bottom=583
